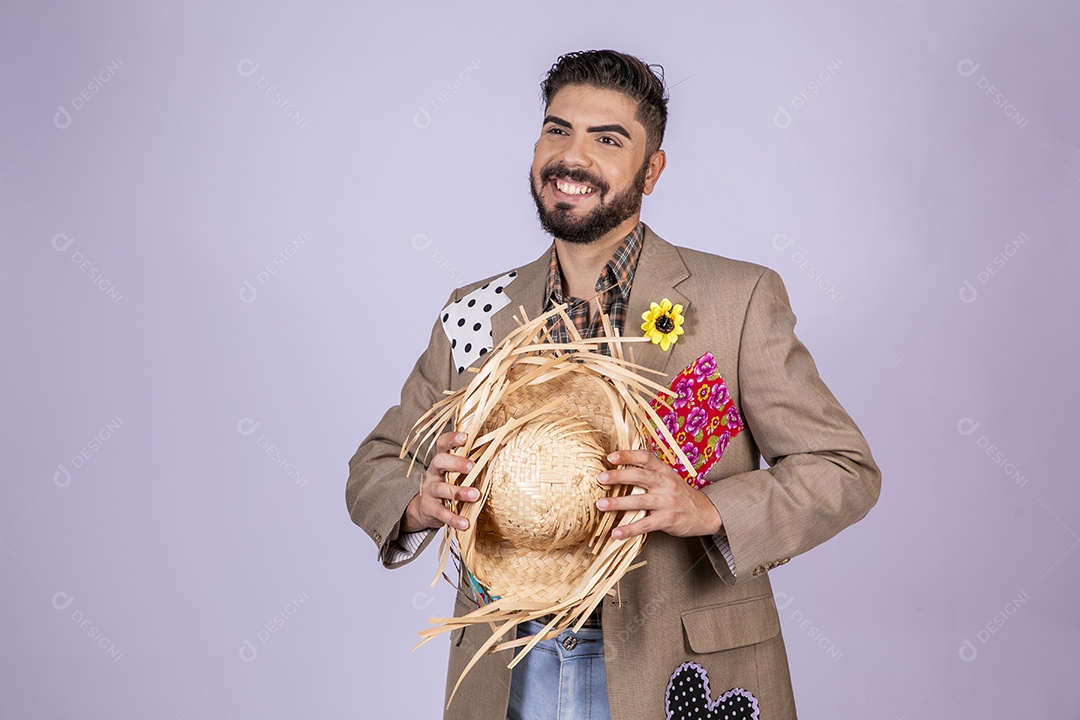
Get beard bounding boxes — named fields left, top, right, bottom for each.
left=529, top=160, right=648, bottom=245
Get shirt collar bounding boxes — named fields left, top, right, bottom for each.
left=545, top=222, right=644, bottom=307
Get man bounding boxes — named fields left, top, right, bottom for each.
left=346, top=49, right=880, bottom=720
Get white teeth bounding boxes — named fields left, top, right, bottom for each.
left=555, top=179, right=594, bottom=196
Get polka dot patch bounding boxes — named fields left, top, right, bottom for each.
left=440, top=270, right=518, bottom=374
left=664, top=662, right=759, bottom=720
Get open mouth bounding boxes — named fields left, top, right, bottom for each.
left=551, top=176, right=597, bottom=198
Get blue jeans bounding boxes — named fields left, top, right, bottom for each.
left=505, top=619, right=611, bottom=720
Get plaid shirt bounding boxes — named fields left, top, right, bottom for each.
left=543, top=222, right=644, bottom=351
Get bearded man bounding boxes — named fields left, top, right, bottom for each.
left=346, top=49, right=880, bottom=720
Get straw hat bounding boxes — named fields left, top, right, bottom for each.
left=404, top=303, right=692, bottom=703
left=470, top=368, right=616, bottom=601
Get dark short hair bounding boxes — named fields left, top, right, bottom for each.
left=540, top=49, right=669, bottom=156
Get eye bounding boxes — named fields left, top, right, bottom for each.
left=545, top=126, right=568, bottom=135
left=597, top=136, right=621, bottom=147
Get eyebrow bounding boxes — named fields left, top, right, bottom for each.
left=543, top=115, right=632, bottom=141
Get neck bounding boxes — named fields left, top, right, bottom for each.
left=555, top=215, right=640, bottom=300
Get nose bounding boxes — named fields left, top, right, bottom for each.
left=558, top=131, right=593, bottom=170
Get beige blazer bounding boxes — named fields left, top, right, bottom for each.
left=346, top=224, right=880, bottom=720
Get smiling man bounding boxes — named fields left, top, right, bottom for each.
left=347, top=50, right=880, bottom=720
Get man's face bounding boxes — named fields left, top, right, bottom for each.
left=529, top=84, right=657, bottom=245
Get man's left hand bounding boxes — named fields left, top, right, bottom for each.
left=596, top=450, right=723, bottom=539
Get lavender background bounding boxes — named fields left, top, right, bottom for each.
left=3, top=1, right=1078, bottom=717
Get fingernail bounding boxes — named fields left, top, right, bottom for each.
left=456, top=432, right=466, bottom=442
left=466, top=461, right=475, bottom=471
left=458, top=519, right=468, bottom=530
left=596, top=499, right=608, bottom=510
left=467, top=489, right=479, bottom=501
left=607, top=452, right=618, bottom=462
left=597, top=472, right=609, bottom=482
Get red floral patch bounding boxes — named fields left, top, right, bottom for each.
left=648, top=352, right=744, bottom=488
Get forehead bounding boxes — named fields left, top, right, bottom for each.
left=545, top=84, right=644, bottom=134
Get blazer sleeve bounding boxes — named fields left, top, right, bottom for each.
left=345, top=292, right=456, bottom=568
left=698, top=267, right=881, bottom=584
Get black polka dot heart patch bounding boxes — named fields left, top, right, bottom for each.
left=440, top=270, right=517, bottom=374
left=665, top=662, right=759, bottom=720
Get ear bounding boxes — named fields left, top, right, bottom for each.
left=642, top=149, right=667, bottom=195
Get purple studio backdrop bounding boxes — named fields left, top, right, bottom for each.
left=3, top=1, right=1078, bottom=717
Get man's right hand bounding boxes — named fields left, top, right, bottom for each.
left=401, top=431, right=479, bottom=532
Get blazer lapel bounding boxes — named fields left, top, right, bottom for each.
left=626, top=224, right=691, bottom=379
left=491, top=248, right=549, bottom=344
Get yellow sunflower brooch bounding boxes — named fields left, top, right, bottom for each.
left=641, top=298, right=685, bottom=351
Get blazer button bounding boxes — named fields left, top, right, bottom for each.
left=753, top=558, right=789, bottom=576
left=374, top=531, right=383, bottom=544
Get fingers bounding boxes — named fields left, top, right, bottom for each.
left=595, top=476, right=721, bottom=538
left=597, top=466, right=654, bottom=489
left=404, top=487, right=469, bottom=533
left=595, top=450, right=697, bottom=538
left=426, top=479, right=479, bottom=504
left=594, top=489, right=658, bottom=539
left=599, top=452, right=678, bottom=489
left=435, top=430, right=468, bottom=453
left=606, top=449, right=663, bottom=470
left=596, top=484, right=661, bottom=539
left=427, top=494, right=470, bottom=530
left=426, top=432, right=473, bottom=484
left=599, top=494, right=678, bottom=539
left=599, top=451, right=672, bottom=489
left=414, top=481, right=478, bottom=531
left=427, top=450, right=474, bottom=479
left=418, top=431, right=478, bottom=532
left=611, top=516, right=654, bottom=539
left=596, top=490, right=657, bottom=514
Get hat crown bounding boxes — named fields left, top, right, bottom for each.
left=480, top=414, right=607, bottom=551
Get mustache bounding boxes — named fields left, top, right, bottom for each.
left=539, top=163, right=609, bottom=194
